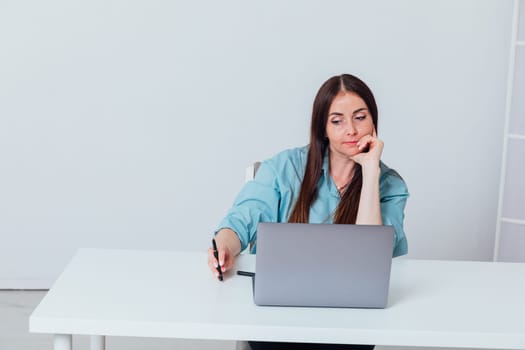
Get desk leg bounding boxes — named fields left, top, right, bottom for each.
left=54, top=334, right=72, bottom=350
left=90, top=335, right=105, bottom=350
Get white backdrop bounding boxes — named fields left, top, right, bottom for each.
left=0, top=0, right=513, bottom=287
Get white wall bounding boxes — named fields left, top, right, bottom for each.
left=0, top=0, right=514, bottom=288
left=495, top=0, right=525, bottom=262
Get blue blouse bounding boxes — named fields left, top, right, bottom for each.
left=216, top=146, right=409, bottom=257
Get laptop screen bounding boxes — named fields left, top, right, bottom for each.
left=254, top=223, right=394, bottom=308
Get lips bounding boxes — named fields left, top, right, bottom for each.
left=343, top=141, right=358, bottom=146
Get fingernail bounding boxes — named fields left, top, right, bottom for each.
left=214, top=262, right=218, bottom=268
left=219, top=260, right=224, bottom=266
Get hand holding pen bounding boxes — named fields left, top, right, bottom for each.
left=207, top=238, right=233, bottom=281
left=209, top=239, right=254, bottom=280
left=208, top=229, right=241, bottom=281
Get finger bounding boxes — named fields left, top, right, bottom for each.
left=357, top=135, right=373, bottom=151
left=218, top=248, right=227, bottom=272
left=350, top=153, right=364, bottom=163
left=208, top=248, right=218, bottom=268
left=223, top=255, right=235, bottom=271
left=208, top=258, right=222, bottom=280
left=218, top=248, right=226, bottom=266
left=208, top=258, right=220, bottom=277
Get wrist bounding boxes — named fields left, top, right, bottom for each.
left=361, top=161, right=381, bottom=177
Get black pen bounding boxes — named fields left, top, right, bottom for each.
left=212, top=238, right=223, bottom=281
left=237, top=270, right=255, bottom=277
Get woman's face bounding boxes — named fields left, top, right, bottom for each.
left=325, top=91, right=375, bottom=159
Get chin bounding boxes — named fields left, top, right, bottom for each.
left=331, top=147, right=358, bottom=159
left=341, top=152, right=358, bottom=159
left=345, top=150, right=359, bottom=158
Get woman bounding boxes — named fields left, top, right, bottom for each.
left=208, top=74, right=409, bottom=350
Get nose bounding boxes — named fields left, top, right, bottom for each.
left=345, top=121, right=357, bottom=135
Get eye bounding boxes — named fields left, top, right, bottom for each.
left=355, top=115, right=366, bottom=121
left=330, top=118, right=342, bottom=125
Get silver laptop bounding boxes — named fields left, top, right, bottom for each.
left=254, top=223, right=395, bottom=308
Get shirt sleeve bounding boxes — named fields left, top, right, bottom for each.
left=215, top=160, right=281, bottom=252
left=380, top=170, right=409, bottom=257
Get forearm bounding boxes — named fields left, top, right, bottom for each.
left=215, top=228, right=242, bottom=256
left=355, top=165, right=382, bottom=225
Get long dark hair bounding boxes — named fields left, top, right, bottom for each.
left=288, top=74, right=378, bottom=224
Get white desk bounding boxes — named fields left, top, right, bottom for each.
left=30, top=249, right=525, bottom=349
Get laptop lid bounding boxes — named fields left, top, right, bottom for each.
left=254, top=223, right=394, bottom=308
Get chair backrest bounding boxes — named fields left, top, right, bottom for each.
left=241, top=161, right=261, bottom=254
left=244, top=161, right=261, bottom=182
